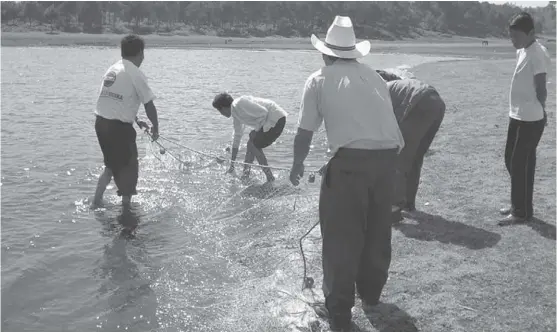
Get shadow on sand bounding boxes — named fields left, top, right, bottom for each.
left=527, top=217, right=556, bottom=240
left=394, top=210, right=501, bottom=250
left=498, top=216, right=556, bottom=240
left=364, top=302, right=419, bottom=332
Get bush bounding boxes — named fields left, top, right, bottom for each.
left=134, top=25, right=155, bottom=35
left=111, top=22, right=130, bottom=34
left=61, top=24, right=82, bottom=33
left=247, top=28, right=268, bottom=38
left=217, top=27, right=249, bottom=38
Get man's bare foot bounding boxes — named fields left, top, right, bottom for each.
left=263, top=169, right=275, bottom=182
left=91, top=197, right=105, bottom=209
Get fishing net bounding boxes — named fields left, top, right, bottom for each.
left=138, top=133, right=331, bottom=332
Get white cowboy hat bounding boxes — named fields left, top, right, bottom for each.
left=311, top=16, right=371, bottom=59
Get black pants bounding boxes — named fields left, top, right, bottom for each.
left=244, top=116, right=286, bottom=168
left=249, top=116, right=286, bottom=149
left=394, top=92, right=445, bottom=208
left=504, top=116, right=546, bottom=219
left=319, top=148, right=398, bottom=325
left=95, top=115, right=138, bottom=197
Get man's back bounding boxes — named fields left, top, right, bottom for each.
left=95, top=59, right=154, bottom=124
left=387, top=79, right=437, bottom=122
left=300, top=59, right=404, bottom=154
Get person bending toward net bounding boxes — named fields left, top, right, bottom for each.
left=92, top=34, right=160, bottom=207
left=376, top=70, right=446, bottom=223
left=289, top=16, right=404, bottom=332
left=212, top=93, right=287, bottom=183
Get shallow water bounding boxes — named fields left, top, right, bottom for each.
left=2, top=46, right=475, bottom=332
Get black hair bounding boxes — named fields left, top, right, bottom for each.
left=509, top=12, right=535, bottom=34
left=376, top=69, right=402, bottom=82
left=121, top=34, right=145, bottom=58
left=212, top=92, right=234, bottom=110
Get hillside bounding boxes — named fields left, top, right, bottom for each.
left=1, top=1, right=556, bottom=41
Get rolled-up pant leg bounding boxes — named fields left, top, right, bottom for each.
left=113, top=125, right=138, bottom=197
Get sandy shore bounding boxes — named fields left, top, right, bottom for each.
left=2, top=31, right=554, bottom=59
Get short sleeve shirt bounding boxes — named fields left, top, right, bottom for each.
left=95, top=59, right=156, bottom=123
left=509, top=41, right=551, bottom=122
left=297, top=59, right=404, bottom=154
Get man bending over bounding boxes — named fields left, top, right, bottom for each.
left=212, top=93, right=287, bottom=183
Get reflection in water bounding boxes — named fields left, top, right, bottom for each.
left=93, top=206, right=159, bottom=331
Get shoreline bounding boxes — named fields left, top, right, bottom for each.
left=2, top=31, right=554, bottom=59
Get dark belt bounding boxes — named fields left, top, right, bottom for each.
left=335, top=147, right=398, bottom=159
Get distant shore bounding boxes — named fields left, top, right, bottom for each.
left=2, top=31, right=555, bottom=59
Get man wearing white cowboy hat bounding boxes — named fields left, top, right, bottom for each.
left=289, top=16, right=404, bottom=331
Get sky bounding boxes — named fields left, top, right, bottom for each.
left=488, top=1, right=550, bottom=7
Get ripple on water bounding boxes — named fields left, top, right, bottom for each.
left=0, top=46, right=467, bottom=332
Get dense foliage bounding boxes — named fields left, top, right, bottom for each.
left=2, top=1, right=555, bottom=40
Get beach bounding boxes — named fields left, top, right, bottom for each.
left=2, top=31, right=544, bottom=59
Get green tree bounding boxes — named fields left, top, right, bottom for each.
left=22, top=2, right=42, bottom=26
left=44, top=4, right=60, bottom=31
left=79, top=2, right=103, bottom=33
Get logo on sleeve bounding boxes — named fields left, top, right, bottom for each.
left=103, top=72, right=117, bottom=87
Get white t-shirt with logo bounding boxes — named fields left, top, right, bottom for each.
left=95, top=59, right=156, bottom=124
left=509, top=41, right=551, bottom=122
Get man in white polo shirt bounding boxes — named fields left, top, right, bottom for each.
left=499, top=12, right=550, bottom=225
left=289, top=16, right=404, bottom=331
left=93, top=34, right=160, bottom=207
left=212, top=93, right=287, bottom=183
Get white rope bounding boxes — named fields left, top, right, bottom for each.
left=156, top=135, right=323, bottom=175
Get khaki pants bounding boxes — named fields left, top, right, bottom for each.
left=319, top=148, right=398, bottom=325
left=393, top=92, right=445, bottom=209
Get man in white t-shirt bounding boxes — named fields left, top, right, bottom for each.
left=288, top=16, right=404, bottom=331
left=499, top=12, right=550, bottom=225
left=93, top=34, right=160, bottom=207
left=212, top=93, right=287, bottom=183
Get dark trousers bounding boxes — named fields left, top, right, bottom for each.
left=245, top=117, right=286, bottom=164
left=394, top=92, right=445, bottom=208
left=319, top=148, right=398, bottom=325
left=505, top=116, right=546, bottom=219
left=95, top=116, right=138, bottom=197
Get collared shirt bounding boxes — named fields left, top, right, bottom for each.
left=95, top=59, right=156, bottom=124
left=231, top=95, right=288, bottom=149
left=297, top=59, right=404, bottom=155
left=510, top=40, right=551, bottom=122
left=387, top=79, right=437, bottom=123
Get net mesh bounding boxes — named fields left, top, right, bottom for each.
left=141, top=136, right=332, bottom=331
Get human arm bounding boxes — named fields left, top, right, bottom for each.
left=228, top=116, right=244, bottom=173
left=130, top=69, right=159, bottom=139
left=290, top=128, right=314, bottom=185
left=290, top=76, right=322, bottom=186
left=531, top=48, right=548, bottom=115
left=144, top=101, right=159, bottom=140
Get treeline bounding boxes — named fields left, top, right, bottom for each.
left=1, top=1, right=556, bottom=40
